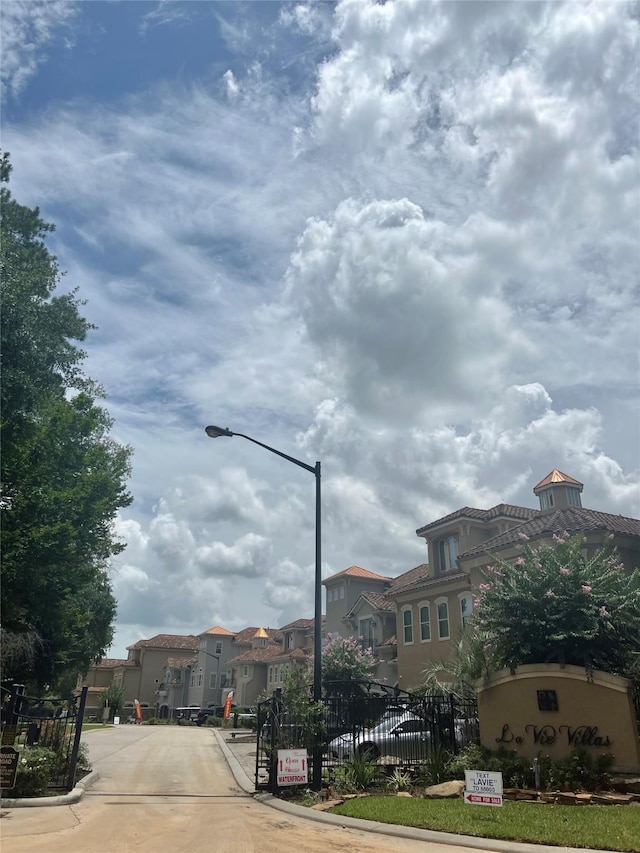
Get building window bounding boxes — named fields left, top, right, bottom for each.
left=360, top=618, right=375, bottom=650
left=215, top=641, right=223, bottom=655
left=419, top=604, right=431, bottom=642
left=567, top=487, right=581, bottom=508
left=287, top=633, right=294, bottom=649
left=437, top=535, right=458, bottom=572
left=190, top=673, right=195, bottom=687
left=197, top=672, right=202, bottom=687
left=460, top=594, right=473, bottom=628
left=242, top=665, right=249, bottom=678
left=328, top=589, right=333, bottom=603
left=209, top=673, right=217, bottom=689
left=402, top=608, right=413, bottom=645
left=199, top=638, right=206, bottom=650
left=540, top=490, right=554, bottom=510
left=268, top=667, right=273, bottom=684
left=339, top=585, right=345, bottom=599
left=436, top=599, right=450, bottom=639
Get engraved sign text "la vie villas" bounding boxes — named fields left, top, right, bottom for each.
left=496, top=723, right=611, bottom=748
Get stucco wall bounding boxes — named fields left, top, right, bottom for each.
left=476, top=664, right=640, bottom=772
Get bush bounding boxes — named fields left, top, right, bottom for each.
left=444, top=744, right=613, bottom=792
left=9, top=747, right=57, bottom=797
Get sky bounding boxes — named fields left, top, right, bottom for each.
left=2, top=0, right=639, bottom=658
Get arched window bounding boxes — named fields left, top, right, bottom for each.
left=436, top=598, right=450, bottom=640
left=459, top=593, right=473, bottom=628
left=402, top=607, right=414, bottom=645
left=418, top=603, right=431, bottom=642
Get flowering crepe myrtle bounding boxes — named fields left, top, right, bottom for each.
left=473, top=535, right=640, bottom=679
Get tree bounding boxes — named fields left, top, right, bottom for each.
left=473, top=534, right=640, bottom=680
left=322, top=634, right=376, bottom=695
left=1, top=153, right=132, bottom=690
left=99, top=683, right=126, bottom=722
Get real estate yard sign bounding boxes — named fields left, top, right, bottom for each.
left=464, top=770, right=503, bottom=807
left=276, top=749, right=308, bottom=786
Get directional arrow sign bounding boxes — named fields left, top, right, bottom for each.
left=464, top=792, right=503, bottom=807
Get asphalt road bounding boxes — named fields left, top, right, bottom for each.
left=0, top=726, right=506, bottom=853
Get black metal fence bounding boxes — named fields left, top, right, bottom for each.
left=255, top=683, right=479, bottom=792
left=0, top=683, right=88, bottom=793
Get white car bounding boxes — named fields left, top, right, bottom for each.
left=328, top=712, right=431, bottom=761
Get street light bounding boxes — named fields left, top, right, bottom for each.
left=205, top=424, right=323, bottom=790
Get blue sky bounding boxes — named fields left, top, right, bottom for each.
left=2, top=0, right=639, bottom=657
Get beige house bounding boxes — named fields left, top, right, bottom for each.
left=387, top=469, right=640, bottom=691
left=226, top=621, right=322, bottom=706
left=76, top=634, right=199, bottom=718
left=323, top=565, right=391, bottom=637
left=186, top=625, right=236, bottom=710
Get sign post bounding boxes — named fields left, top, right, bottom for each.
left=276, top=749, right=308, bottom=787
left=464, top=770, right=503, bottom=807
left=0, top=747, right=19, bottom=791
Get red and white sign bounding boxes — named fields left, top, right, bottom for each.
left=464, top=769, right=503, bottom=807
left=276, top=749, right=308, bottom=787
left=464, top=793, right=503, bottom=806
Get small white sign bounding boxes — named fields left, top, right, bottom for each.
left=464, top=769, right=503, bottom=807
left=276, top=749, right=308, bottom=787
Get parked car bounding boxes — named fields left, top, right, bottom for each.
left=176, top=707, right=201, bottom=722
left=196, top=705, right=234, bottom=725
left=327, top=711, right=431, bottom=761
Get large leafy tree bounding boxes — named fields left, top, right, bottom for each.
left=1, top=153, right=132, bottom=690
left=474, top=534, right=640, bottom=680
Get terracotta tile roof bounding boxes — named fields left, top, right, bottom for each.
left=232, top=626, right=283, bottom=645
left=387, top=563, right=431, bottom=596
left=126, top=634, right=199, bottom=651
left=228, top=643, right=307, bottom=664
left=460, top=507, right=640, bottom=559
left=201, top=625, right=235, bottom=636
left=167, top=656, right=196, bottom=667
left=94, top=658, right=132, bottom=668
left=345, top=591, right=395, bottom=618
left=392, top=570, right=469, bottom=596
left=417, top=504, right=538, bottom=537
left=280, top=618, right=315, bottom=630
left=534, top=469, right=583, bottom=490
left=323, top=565, right=392, bottom=583
left=361, top=591, right=395, bottom=611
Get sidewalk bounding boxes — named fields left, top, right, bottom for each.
left=212, top=729, right=620, bottom=853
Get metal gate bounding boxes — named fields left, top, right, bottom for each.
left=255, top=683, right=479, bottom=793
left=1, top=683, right=88, bottom=793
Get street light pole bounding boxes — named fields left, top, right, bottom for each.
left=205, top=424, right=323, bottom=790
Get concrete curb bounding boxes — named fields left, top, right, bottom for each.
left=0, top=770, right=100, bottom=809
left=212, top=731, right=620, bottom=853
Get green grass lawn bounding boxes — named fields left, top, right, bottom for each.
left=331, top=796, right=640, bottom=851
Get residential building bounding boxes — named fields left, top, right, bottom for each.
left=387, top=469, right=640, bottom=690
left=186, top=625, right=236, bottom=710
left=225, top=622, right=321, bottom=706
left=323, top=565, right=391, bottom=637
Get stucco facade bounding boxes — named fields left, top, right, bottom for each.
left=476, top=664, right=640, bottom=772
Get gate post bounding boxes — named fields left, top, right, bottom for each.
left=66, top=686, right=88, bottom=791
left=6, top=684, right=25, bottom=726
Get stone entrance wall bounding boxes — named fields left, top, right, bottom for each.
left=476, top=664, right=640, bottom=773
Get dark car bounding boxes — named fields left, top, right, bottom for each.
left=196, top=705, right=233, bottom=725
